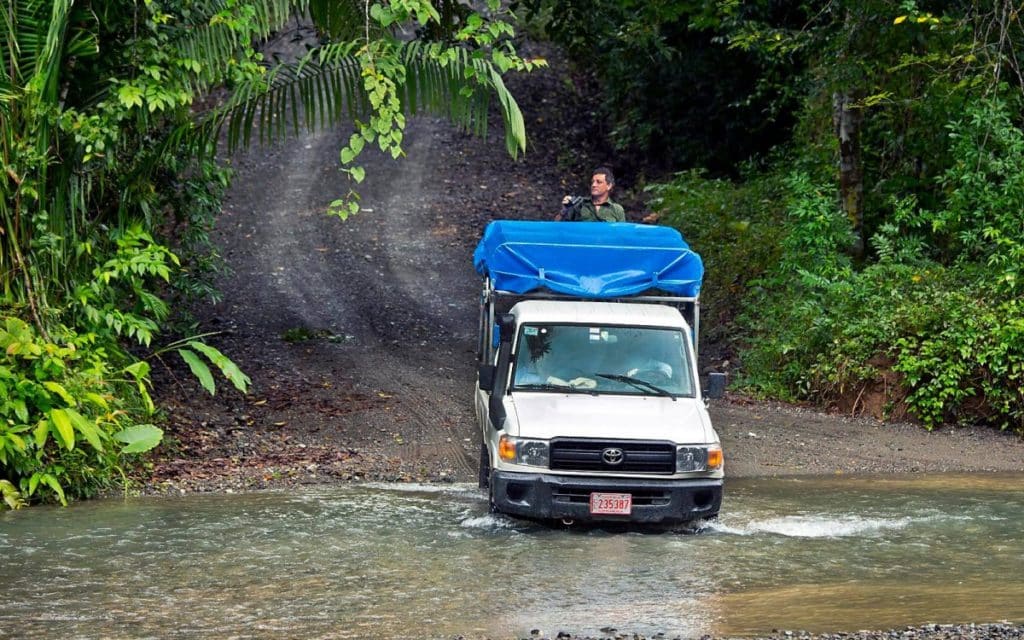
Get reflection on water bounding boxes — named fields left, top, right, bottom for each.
left=1, top=475, right=1023, bottom=639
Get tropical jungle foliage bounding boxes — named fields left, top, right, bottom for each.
left=527, top=0, right=1024, bottom=430
left=1, top=0, right=536, bottom=506
left=6, top=0, right=1023, bottom=506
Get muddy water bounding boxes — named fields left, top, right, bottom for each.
left=2, top=474, right=1023, bottom=639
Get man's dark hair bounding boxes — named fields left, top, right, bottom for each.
left=593, top=166, right=615, bottom=186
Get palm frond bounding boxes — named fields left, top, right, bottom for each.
left=172, top=0, right=300, bottom=93
left=486, top=65, right=527, bottom=159
left=0, top=0, right=49, bottom=87
left=33, top=0, right=74, bottom=99
left=211, top=39, right=527, bottom=159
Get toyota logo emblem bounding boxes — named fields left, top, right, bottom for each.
left=602, top=448, right=624, bottom=465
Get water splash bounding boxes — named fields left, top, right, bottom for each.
left=364, top=482, right=480, bottom=496
left=711, top=514, right=912, bottom=538
left=459, top=513, right=518, bottom=530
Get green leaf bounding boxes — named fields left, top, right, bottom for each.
left=349, top=134, right=365, bottom=155
left=118, top=84, right=144, bottom=108
left=186, top=342, right=251, bottom=393
left=12, top=398, right=28, bottom=423
left=4, top=431, right=26, bottom=452
left=349, top=166, right=365, bottom=183
left=369, top=4, right=387, bottom=23
left=113, top=424, right=164, bottom=453
left=122, top=360, right=154, bottom=413
left=40, top=474, right=67, bottom=506
left=492, top=51, right=510, bottom=73
left=123, top=360, right=150, bottom=380
left=1, top=479, right=25, bottom=509
left=137, top=381, right=155, bottom=415
left=43, top=381, right=76, bottom=406
left=48, top=409, right=76, bottom=450
left=84, top=393, right=109, bottom=410
left=34, top=419, right=49, bottom=448
left=178, top=348, right=216, bottom=395
left=67, top=408, right=104, bottom=452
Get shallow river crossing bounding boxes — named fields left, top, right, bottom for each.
left=2, top=474, right=1023, bottom=639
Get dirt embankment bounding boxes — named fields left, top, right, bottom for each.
left=147, top=36, right=1024, bottom=494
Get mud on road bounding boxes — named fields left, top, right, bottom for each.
left=148, top=39, right=1024, bottom=494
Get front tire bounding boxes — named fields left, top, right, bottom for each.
left=488, top=476, right=499, bottom=514
left=478, top=441, right=490, bottom=489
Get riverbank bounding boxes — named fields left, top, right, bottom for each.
left=524, top=623, right=1024, bottom=640
left=144, top=389, right=1024, bottom=495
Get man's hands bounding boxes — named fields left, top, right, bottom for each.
left=555, top=194, right=575, bottom=221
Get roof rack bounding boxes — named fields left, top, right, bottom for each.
left=474, top=221, right=704, bottom=362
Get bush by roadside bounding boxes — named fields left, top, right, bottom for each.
left=646, top=99, right=1024, bottom=433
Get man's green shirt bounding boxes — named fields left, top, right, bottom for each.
left=567, top=199, right=625, bottom=222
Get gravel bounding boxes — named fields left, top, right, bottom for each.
left=489, top=623, right=1024, bottom=640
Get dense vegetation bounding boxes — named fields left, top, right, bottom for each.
left=523, top=0, right=1024, bottom=431
left=1, top=0, right=536, bottom=507
left=5, top=0, right=1022, bottom=507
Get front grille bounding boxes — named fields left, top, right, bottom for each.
left=549, top=439, right=675, bottom=474
left=552, top=487, right=671, bottom=506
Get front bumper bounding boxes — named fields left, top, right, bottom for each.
left=491, top=471, right=722, bottom=524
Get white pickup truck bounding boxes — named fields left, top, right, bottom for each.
left=472, top=220, right=724, bottom=525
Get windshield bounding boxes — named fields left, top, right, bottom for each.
left=511, top=324, right=695, bottom=397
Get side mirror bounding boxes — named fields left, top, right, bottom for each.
left=498, top=313, right=516, bottom=344
left=705, top=372, right=727, bottom=400
left=478, top=364, right=496, bottom=392
left=489, top=393, right=506, bottom=430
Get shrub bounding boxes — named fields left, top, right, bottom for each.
left=803, top=266, right=1022, bottom=430
left=645, top=169, right=787, bottom=356
left=887, top=282, right=1024, bottom=430
left=732, top=171, right=855, bottom=398
left=0, top=228, right=249, bottom=507
left=0, top=316, right=161, bottom=504
left=735, top=99, right=1024, bottom=430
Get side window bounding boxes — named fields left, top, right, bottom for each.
left=513, top=326, right=553, bottom=384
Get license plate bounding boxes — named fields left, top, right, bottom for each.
left=589, top=492, right=632, bottom=515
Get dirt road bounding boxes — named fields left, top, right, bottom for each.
left=148, top=40, right=1024, bottom=494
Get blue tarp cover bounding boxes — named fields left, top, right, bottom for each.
left=473, top=221, right=703, bottom=298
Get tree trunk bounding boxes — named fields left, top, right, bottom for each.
left=833, top=91, right=864, bottom=259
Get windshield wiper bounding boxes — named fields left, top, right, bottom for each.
left=513, top=382, right=598, bottom=395
left=514, top=382, right=570, bottom=391
left=595, top=373, right=676, bottom=400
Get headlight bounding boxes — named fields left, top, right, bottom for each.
left=498, top=435, right=550, bottom=467
left=676, top=445, right=723, bottom=472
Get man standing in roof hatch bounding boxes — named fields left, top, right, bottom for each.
left=555, top=166, right=626, bottom=222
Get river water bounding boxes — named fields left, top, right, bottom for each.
left=2, top=474, right=1023, bottom=639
